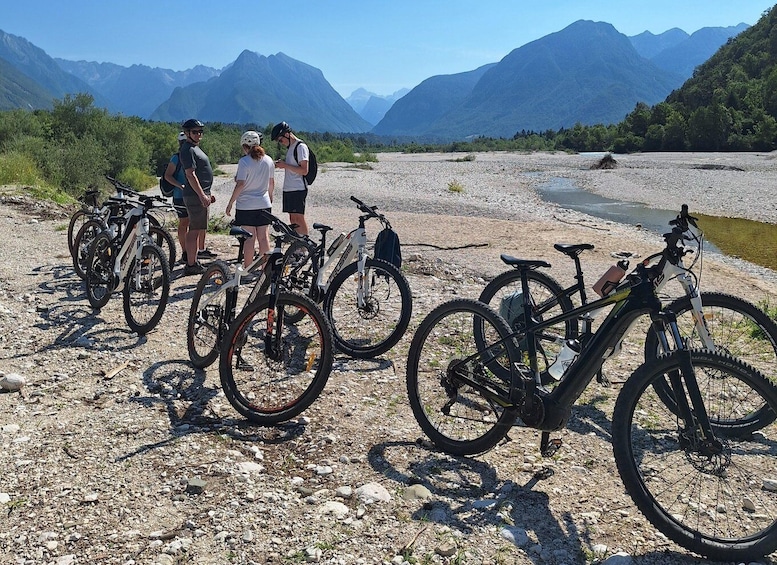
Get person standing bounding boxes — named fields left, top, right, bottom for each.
left=163, top=132, right=191, bottom=263
left=271, top=121, right=309, bottom=236
left=179, top=118, right=216, bottom=275
left=225, top=131, right=275, bottom=273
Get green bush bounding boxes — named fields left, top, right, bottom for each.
left=117, top=167, right=156, bottom=192
left=0, top=150, right=44, bottom=186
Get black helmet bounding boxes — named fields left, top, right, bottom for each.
left=271, top=121, right=291, bottom=141
left=182, top=118, right=204, bottom=130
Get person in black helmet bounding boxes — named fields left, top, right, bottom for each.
left=180, top=118, right=216, bottom=275
left=271, top=121, right=309, bottom=236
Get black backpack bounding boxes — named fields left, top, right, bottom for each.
left=293, top=142, right=318, bottom=186
left=159, top=156, right=181, bottom=198
left=373, top=228, right=402, bottom=269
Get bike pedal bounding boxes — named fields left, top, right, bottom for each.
left=596, top=369, right=611, bottom=387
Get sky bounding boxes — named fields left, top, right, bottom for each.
left=1, top=0, right=775, bottom=99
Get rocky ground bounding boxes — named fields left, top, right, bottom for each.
left=1, top=151, right=776, bottom=565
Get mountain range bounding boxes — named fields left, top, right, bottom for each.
left=0, top=20, right=750, bottom=138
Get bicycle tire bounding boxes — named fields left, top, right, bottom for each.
left=406, top=298, right=520, bottom=456
left=72, top=219, right=104, bottom=280
left=218, top=291, right=334, bottom=425
left=148, top=225, right=177, bottom=269
left=477, top=268, right=575, bottom=380
left=277, top=240, right=319, bottom=324
left=646, top=292, right=777, bottom=430
left=67, top=209, right=89, bottom=258
left=323, top=258, right=413, bottom=358
left=612, top=349, right=777, bottom=561
left=85, top=231, right=116, bottom=310
left=187, top=261, right=231, bottom=369
left=122, top=244, right=171, bottom=335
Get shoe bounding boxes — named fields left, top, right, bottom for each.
left=178, top=251, right=188, bottom=265
left=198, top=248, right=217, bottom=259
left=184, top=261, right=206, bottom=276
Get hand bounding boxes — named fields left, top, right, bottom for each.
left=199, top=194, right=210, bottom=207
left=210, top=194, right=216, bottom=203
left=226, top=203, right=232, bottom=216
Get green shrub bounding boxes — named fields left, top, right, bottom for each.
left=448, top=179, right=465, bottom=193
left=117, top=167, right=156, bottom=192
left=0, top=151, right=44, bottom=186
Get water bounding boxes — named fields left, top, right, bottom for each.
left=534, top=176, right=725, bottom=252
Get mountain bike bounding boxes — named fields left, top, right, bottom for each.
left=406, top=225, right=777, bottom=561
left=187, top=214, right=306, bottom=369
left=217, top=216, right=334, bottom=425
left=281, top=195, right=412, bottom=358
left=71, top=180, right=176, bottom=279
left=478, top=205, right=777, bottom=385
left=85, top=179, right=172, bottom=335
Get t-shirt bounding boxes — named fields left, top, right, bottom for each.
left=235, top=154, right=274, bottom=210
left=180, top=141, right=213, bottom=192
left=169, top=153, right=186, bottom=200
left=282, top=141, right=309, bottom=192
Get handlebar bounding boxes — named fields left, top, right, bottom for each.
left=105, top=176, right=168, bottom=207
left=350, top=195, right=391, bottom=229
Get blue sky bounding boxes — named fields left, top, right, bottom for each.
left=2, top=1, right=774, bottom=98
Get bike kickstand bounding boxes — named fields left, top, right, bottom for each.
left=540, top=431, right=562, bottom=458
left=596, top=368, right=610, bottom=387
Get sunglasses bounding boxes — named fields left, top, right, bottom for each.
left=190, top=130, right=204, bottom=135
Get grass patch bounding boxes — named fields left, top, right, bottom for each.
left=448, top=179, right=465, bottom=193
left=207, top=213, right=232, bottom=235
left=448, top=153, right=476, bottom=162
left=695, top=213, right=777, bottom=270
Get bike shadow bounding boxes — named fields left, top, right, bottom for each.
left=115, top=359, right=307, bottom=462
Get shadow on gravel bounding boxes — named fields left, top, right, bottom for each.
left=114, top=359, right=307, bottom=462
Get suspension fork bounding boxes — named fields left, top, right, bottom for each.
left=651, top=311, right=718, bottom=447
left=676, top=271, right=715, bottom=349
left=264, top=248, right=286, bottom=360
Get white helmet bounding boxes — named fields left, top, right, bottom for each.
left=177, top=131, right=186, bottom=142
left=240, top=130, right=263, bottom=148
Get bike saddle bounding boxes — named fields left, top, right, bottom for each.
left=500, top=254, right=551, bottom=270
left=312, top=223, right=332, bottom=233
left=553, top=243, right=594, bottom=258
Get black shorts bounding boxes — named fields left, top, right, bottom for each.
left=172, top=197, right=188, bottom=219
left=282, top=189, right=307, bottom=214
left=234, top=208, right=273, bottom=226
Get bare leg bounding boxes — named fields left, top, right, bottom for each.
left=177, top=217, right=189, bottom=253
left=289, top=212, right=308, bottom=236
left=186, top=229, right=203, bottom=266
left=242, top=226, right=257, bottom=270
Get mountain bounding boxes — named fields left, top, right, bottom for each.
left=150, top=50, right=371, bottom=133
left=0, top=56, right=56, bottom=110
left=56, top=59, right=221, bottom=118
left=0, top=29, right=103, bottom=107
left=648, top=24, right=749, bottom=77
left=371, top=64, right=496, bottom=137
left=345, top=88, right=410, bottom=125
left=375, top=21, right=683, bottom=138
left=629, top=28, right=689, bottom=59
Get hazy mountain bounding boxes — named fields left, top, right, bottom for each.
left=372, top=64, right=496, bottom=136
left=629, top=28, right=689, bottom=59
left=376, top=21, right=683, bottom=138
left=649, top=24, right=749, bottom=77
left=56, top=59, right=220, bottom=118
left=0, top=56, right=56, bottom=110
left=0, top=29, right=103, bottom=106
left=150, top=50, right=371, bottom=132
left=346, top=87, right=410, bottom=124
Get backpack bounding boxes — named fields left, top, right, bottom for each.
left=293, top=142, right=318, bottom=186
left=499, top=291, right=524, bottom=329
left=373, top=228, right=402, bottom=269
left=159, top=156, right=181, bottom=198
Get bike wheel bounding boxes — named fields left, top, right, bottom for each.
left=67, top=209, right=89, bottom=258
left=323, top=258, right=412, bottom=358
left=278, top=240, right=317, bottom=323
left=85, top=232, right=116, bottom=310
left=406, top=298, right=520, bottom=456
left=477, top=268, right=574, bottom=380
left=72, top=219, right=104, bottom=280
left=612, top=350, right=777, bottom=561
left=219, top=291, right=334, bottom=425
left=122, top=244, right=171, bottom=335
left=149, top=225, right=177, bottom=268
left=187, top=261, right=231, bottom=369
left=646, top=292, right=777, bottom=429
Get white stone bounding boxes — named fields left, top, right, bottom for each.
left=0, top=373, right=25, bottom=391
left=355, top=482, right=391, bottom=504
left=500, top=526, right=529, bottom=547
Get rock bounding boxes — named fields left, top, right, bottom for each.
left=355, top=483, right=391, bottom=504
left=402, top=484, right=432, bottom=501
left=0, top=373, right=25, bottom=391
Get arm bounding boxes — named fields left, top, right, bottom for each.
left=164, top=162, right=184, bottom=190
left=226, top=179, right=246, bottom=216
left=185, top=168, right=211, bottom=207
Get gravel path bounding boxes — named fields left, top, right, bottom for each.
left=0, top=151, right=776, bottom=565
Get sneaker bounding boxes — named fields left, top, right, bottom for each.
left=198, top=248, right=217, bottom=259
left=178, top=251, right=188, bottom=265
left=184, top=261, right=206, bottom=276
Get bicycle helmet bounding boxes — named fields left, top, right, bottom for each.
left=271, top=121, right=291, bottom=141
left=182, top=118, right=204, bottom=130
left=177, top=131, right=187, bottom=142
left=240, top=130, right=263, bottom=148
